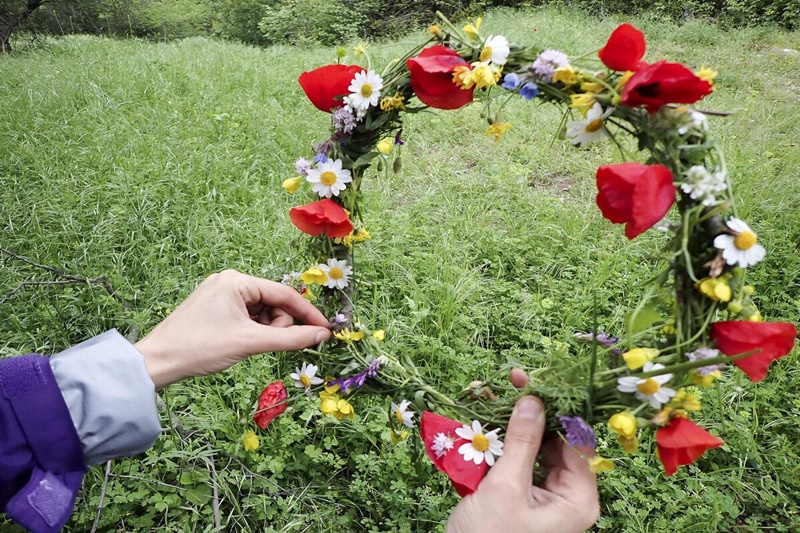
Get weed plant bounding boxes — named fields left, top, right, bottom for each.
left=1, top=7, right=799, bottom=532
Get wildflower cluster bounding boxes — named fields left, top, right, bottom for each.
left=246, top=15, right=796, bottom=495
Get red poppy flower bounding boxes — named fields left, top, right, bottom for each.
left=407, top=45, right=474, bottom=110
left=710, top=321, right=797, bottom=382
left=598, top=23, right=646, bottom=72
left=621, top=60, right=713, bottom=113
left=420, top=411, right=487, bottom=496
left=298, top=64, right=364, bottom=113
left=253, top=381, right=288, bottom=429
left=595, top=162, right=676, bottom=239
left=656, top=417, right=724, bottom=476
left=289, top=198, right=354, bottom=238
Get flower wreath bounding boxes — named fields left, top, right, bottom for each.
left=253, top=17, right=796, bottom=495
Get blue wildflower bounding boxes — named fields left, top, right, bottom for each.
left=502, top=72, right=521, bottom=90
left=519, top=82, right=539, bottom=100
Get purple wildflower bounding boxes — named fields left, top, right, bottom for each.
left=686, top=348, right=723, bottom=376
left=502, top=72, right=521, bottom=90
left=394, top=129, right=405, bottom=146
left=295, top=158, right=312, bottom=176
left=573, top=331, right=619, bottom=349
left=558, top=415, right=596, bottom=448
left=328, top=359, right=383, bottom=393
left=329, top=313, right=349, bottom=332
left=333, top=107, right=357, bottom=134
left=531, top=49, right=569, bottom=82
left=519, top=82, right=539, bottom=100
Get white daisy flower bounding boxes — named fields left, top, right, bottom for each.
left=318, top=258, right=352, bottom=290
left=290, top=362, right=323, bottom=390
left=432, top=432, right=454, bottom=458
left=306, top=158, right=352, bottom=198
left=345, top=70, right=383, bottom=112
left=480, top=35, right=510, bottom=65
left=713, top=218, right=766, bottom=268
left=567, top=102, right=613, bottom=147
left=617, top=362, right=676, bottom=409
left=391, top=400, right=415, bottom=428
left=681, top=166, right=727, bottom=206
left=455, top=420, right=504, bottom=466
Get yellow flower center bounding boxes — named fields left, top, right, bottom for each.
left=320, top=171, right=338, bottom=186
left=585, top=119, right=604, bottom=133
left=471, top=434, right=489, bottom=452
left=300, top=374, right=311, bottom=388
left=637, top=378, right=660, bottom=395
left=329, top=267, right=343, bottom=280
left=360, top=83, right=373, bottom=98
left=734, top=230, right=757, bottom=250
left=480, top=46, right=492, bottom=62
left=395, top=409, right=404, bottom=424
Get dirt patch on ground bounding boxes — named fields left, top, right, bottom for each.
left=528, top=170, right=579, bottom=202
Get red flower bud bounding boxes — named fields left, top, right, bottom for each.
left=621, top=60, right=713, bottom=113
left=598, top=23, right=646, bottom=72
left=420, top=411, right=487, bottom=496
left=253, top=381, right=288, bottom=429
left=710, top=321, right=797, bottom=382
left=595, top=162, right=676, bottom=239
left=656, top=417, right=724, bottom=476
left=407, top=45, right=474, bottom=110
left=289, top=198, right=354, bottom=238
left=298, top=64, right=364, bottom=113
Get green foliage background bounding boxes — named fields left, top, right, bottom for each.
left=1, top=6, right=800, bottom=532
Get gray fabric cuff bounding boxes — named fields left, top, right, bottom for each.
left=50, top=330, right=162, bottom=465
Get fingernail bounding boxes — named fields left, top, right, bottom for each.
left=514, top=396, right=542, bottom=419
left=315, top=329, right=331, bottom=344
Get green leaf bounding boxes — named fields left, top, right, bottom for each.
left=353, top=151, right=379, bottom=168
left=625, top=305, right=661, bottom=336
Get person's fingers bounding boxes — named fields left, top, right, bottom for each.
left=244, top=275, right=329, bottom=327
left=509, top=368, right=528, bottom=389
left=540, top=440, right=598, bottom=501
left=266, top=308, right=294, bottom=328
left=241, top=323, right=331, bottom=354
left=485, top=396, right=545, bottom=488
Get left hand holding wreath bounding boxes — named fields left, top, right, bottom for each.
left=135, top=269, right=332, bottom=389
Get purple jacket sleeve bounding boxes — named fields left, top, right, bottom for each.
left=0, top=354, right=86, bottom=533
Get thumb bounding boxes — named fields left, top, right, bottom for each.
left=242, top=324, right=331, bottom=354
left=488, top=396, right=546, bottom=487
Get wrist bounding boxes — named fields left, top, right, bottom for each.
left=134, top=337, right=183, bottom=390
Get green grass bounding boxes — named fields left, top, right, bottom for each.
left=2, top=6, right=800, bottom=532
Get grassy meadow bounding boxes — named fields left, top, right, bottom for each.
left=2, top=6, right=800, bottom=532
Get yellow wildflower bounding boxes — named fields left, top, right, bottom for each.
left=695, top=277, right=732, bottom=302
left=334, top=329, right=365, bottom=342
left=569, top=93, right=595, bottom=117
left=282, top=177, right=303, bottom=194
left=580, top=81, right=606, bottom=93
left=696, top=66, right=717, bottom=86
left=372, top=330, right=385, bottom=341
left=380, top=92, right=405, bottom=111
left=463, top=16, right=482, bottom=40
left=300, top=267, right=328, bottom=285
left=748, top=310, right=762, bottom=322
left=453, top=65, right=475, bottom=90
left=671, top=390, right=701, bottom=411
left=321, top=398, right=355, bottom=420
left=618, top=435, right=638, bottom=453
left=377, top=138, right=394, bottom=155
left=622, top=348, right=659, bottom=370
left=615, top=70, right=635, bottom=91
left=661, top=324, right=676, bottom=335
left=242, top=429, right=260, bottom=451
left=588, top=456, right=615, bottom=474
left=428, top=25, right=441, bottom=36
left=689, top=369, right=722, bottom=387
left=485, top=122, right=511, bottom=142
left=391, top=429, right=409, bottom=444
left=471, top=62, right=501, bottom=89
left=552, top=66, right=579, bottom=86
left=352, top=228, right=371, bottom=242
left=301, top=288, right=316, bottom=301
left=652, top=406, right=675, bottom=426
left=608, top=412, right=637, bottom=439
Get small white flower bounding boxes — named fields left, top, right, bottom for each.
left=677, top=110, right=708, bottom=135
left=345, top=69, right=383, bottom=112
left=305, top=158, right=352, bottom=198
left=290, top=362, right=323, bottom=390
left=455, top=420, right=504, bottom=466
left=281, top=271, right=301, bottom=285
left=617, top=362, right=676, bottom=409
left=686, top=348, right=723, bottom=376
left=481, top=35, right=510, bottom=65
left=713, top=218, right=766, bottom=268
left=567, top=102, right=613, bottom=147
left=680, top=166, right=727, bottom=206
left=432, top=432, right=454, bottom=458
left=391, top=400, right=415, bottom=428
left=318, top=258, right=352, bottom=290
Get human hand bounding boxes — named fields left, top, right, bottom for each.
left=135, top=269, right=331, bottom=389
left=446, top=369, right=600, bottom=533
